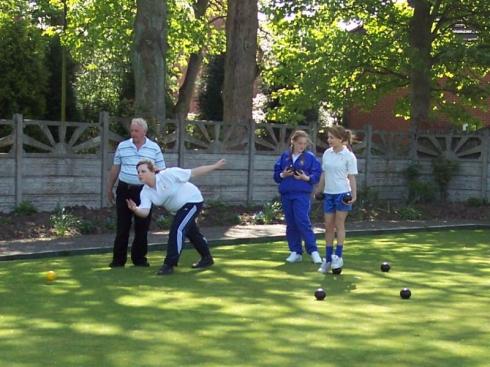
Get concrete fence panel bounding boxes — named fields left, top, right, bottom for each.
left=0, top=114, right=489, bottom=213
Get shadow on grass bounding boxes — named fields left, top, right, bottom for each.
left=0, top=230, right=489, bottom=367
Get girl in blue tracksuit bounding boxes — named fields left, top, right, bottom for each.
left=273, top=130, right=322, bottom=264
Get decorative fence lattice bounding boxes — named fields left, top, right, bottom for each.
left=0, top=113, right=489, bottom=212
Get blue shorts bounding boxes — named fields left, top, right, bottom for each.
left=323, top=193, right=352, bottom=213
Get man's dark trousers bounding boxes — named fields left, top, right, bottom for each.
left=112, top=181, right=152, bottom=266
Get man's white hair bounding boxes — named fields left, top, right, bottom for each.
left=131, top=117, right=148, bottom=132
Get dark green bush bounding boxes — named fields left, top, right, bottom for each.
left=466, top=197, right=488, bottom=207
left=12, top=201, right=37, bottom=216
left=78, top=219, right=97, bottom=234
left=432, top=158, right=459, bottom=201
left=398, top=206, right=423, bottom=220
left=408, top=181, right=436, bottom=204
left=404, top=162, right=435, bottom=204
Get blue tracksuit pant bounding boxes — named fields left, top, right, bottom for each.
left=281, top=193, right=318, bottom=255
left=164, top=202, right=211, bottom=267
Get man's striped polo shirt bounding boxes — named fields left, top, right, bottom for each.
left=114, top=138, right=165, bottom=185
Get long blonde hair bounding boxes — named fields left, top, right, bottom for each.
left=289, top=130, right=312, bottom=151
left=328, top=125, right=353, bottom=145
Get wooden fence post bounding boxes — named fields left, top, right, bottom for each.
left=247, top=119, right=256, bottom=204
left=100, top=111, right=110, bottom=207
left=309, top=119, right=318, bottom=152
left=14, top=114, right=23, bottom=207
left=364, top=124, right=373, bottom=192
left=481, top=129, right=489, bottom=201
left=178, top=117, right=185, bottom=167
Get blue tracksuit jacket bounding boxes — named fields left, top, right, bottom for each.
left=273, top=149, right=322, bottom=254
left=273, top=150, right=322, bottom=195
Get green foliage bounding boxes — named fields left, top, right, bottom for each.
left=466, top=197, right=488, bottom=207
left=404, top=163, right=436, bottom=204
left=0, top=216, right=13, bottom=225
left=50, top=206, right=81, bottom=237
left=349, top=187, right=383, bottom=221
left=12, top=201, right=37, bottom=216
left=198, top=54, right=225, bottom=121
left=78, top=219, right=97, bottom=235
left=404, top=163, right=421, bottom=181
left=262, top=0, right=490, bottom=128
left=202, top=200, right=242, bottom=226
left=43, top=36, right=80, bottom=121
left=432, top=158, right=459, bottom=201
left=397, top=206, right=423, bottom=220
left=104, top=217, right=116, bottom=231
left=0, top=17, right=49, bottom=118
left=155, top=215, right=172, bottom=230
left=407, top=180, right=436, bottom=204
left=62, top=0, right=226, bottom=119
left=253, top=200, right=283, bottom=224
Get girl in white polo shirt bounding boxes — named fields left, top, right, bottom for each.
left=316, top=126, right=357, bottom=274
left=127, top=158, right=226, bottom=275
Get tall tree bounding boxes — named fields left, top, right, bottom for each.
left=198, top=54, right=225, bottom=120
left=222, top=0, right=258, bottom=129
left=174, top=0, right=210, bottom=120
left=264, top=0, right=490, bottom=131
left=133, top=0, right=167, bottom=131
left=0, top=15, right=48, bottom=118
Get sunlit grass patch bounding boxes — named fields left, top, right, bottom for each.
left=0, top=229, right=489, bottom=367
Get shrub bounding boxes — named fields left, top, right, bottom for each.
left=404, top=163, right=422, bottom=181
left=104, top=217, right=116, bottom=231
left=78, top=219, right=97, bottom=234
left=466, top=197, right=488, bottom=207
left=253, top=200, right=283, bottom=224
left=408, top=181, right=436, bottom=204
left=12, top=201, right=37, bottom=216
left=0, top=216, right=13, bottom=225
left=349, top=187, right=381, bottom=220
left=155, top=215, right=172, bottom=230
left=398, top=206, right=423, bottom=220
left=432, top=158, right=459, bottom=201
left=404, top=163, right=435, bottom=204
left=50, top=207, right=81, bottom=237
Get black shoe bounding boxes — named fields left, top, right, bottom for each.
left=133, top=261, right=150, bottom=267
left=191, top=256, right=214, bottom=269
left=109, top=262, right=125, bottom=268
left=156, top=264, right=174, bottom=275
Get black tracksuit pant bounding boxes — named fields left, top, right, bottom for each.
left=111, top=181, right=152, bottom=266
left=163, top=202, right=211, bottom=267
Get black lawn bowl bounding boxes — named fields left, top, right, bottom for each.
left=314, top=288, right=326, bottom=301
left=342, top=193, right=352, bottom=204
left=380, top=262, right=391, bottom=272
left=400, top=288, right=411, bottom=299
left=332, top=267, right=342, bottom=275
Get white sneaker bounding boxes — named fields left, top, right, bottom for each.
left=310, top=251, right=322, bottom=264
left=331, top=254, right=344, bottom=271
left=286, top=252, right=302, bottom=263
left=317, top=259, right=331, bottom=273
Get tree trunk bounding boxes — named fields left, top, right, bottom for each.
left=408, top=0, right=432, bottom=158
left=222, top=0, right=258, bottom=146
left=174, top=0, right=209, bottom=121
left=133, top=0, right=167, bottom=133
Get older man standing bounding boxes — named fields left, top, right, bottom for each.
left=107, top=117, right=165, bottom=268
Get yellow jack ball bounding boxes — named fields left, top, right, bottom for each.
left=46, top=271, right=57, bottom=281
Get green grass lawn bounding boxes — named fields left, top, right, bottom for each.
left=1, top=229, right=490, bottom=367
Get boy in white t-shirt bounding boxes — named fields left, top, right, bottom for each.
left=316, top=126, right=358, bottom=275
left=127, top=158, right=226, bottom=275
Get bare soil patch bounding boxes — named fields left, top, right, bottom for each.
left=0, top=202, right=488, bottom=242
